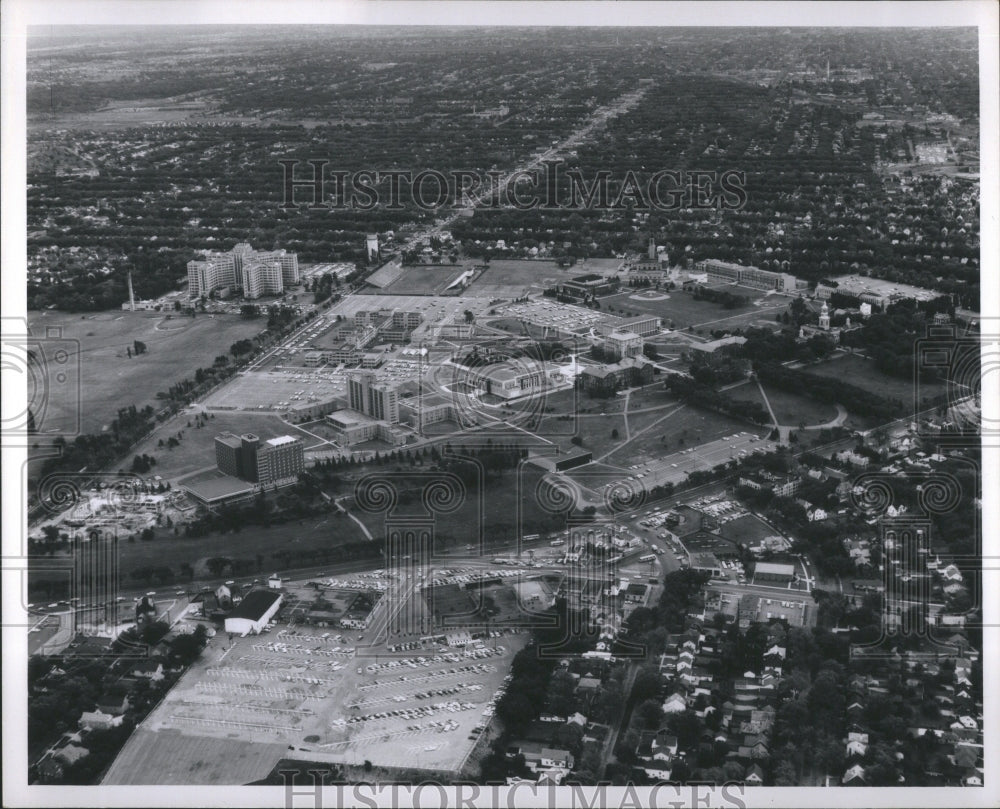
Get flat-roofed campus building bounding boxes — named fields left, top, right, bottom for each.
left=401, top=393, right=459, bottom=431
left=240, top=256, right=284, bottom=299
left=603, top=329, right=643, bottom=360
left=326, top=410, right=407, bottom=447
left=620, top=315, right=662, bottom=337
left=214, top=432, right=304, bottom=486
left=696, top=259, right=797, bottom=292
left=460, top=359, right=552, bottom=400
left=257, top=435, right=305, bottom=485
left=559, top=273, right=619, bottom=297
left=182, top=472, right=257, bottom=508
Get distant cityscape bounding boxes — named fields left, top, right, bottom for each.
left=14, top=21, right=987, bottom=800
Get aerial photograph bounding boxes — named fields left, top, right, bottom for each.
left=3, top=3, right=997, bottom=807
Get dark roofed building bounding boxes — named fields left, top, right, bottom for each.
left=224, top=589, right=282, bottom=635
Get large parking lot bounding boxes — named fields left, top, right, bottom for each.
left=113, top=575, right=529, bottom=779
left=488, top=298, right=621, bottom=335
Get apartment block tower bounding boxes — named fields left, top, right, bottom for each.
left=214, top=432, right=303, bottom=485
left=188, top=243, right=299, bottom=299
left=348, top=372, right=400, bottom=425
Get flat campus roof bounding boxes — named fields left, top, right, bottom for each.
left=181, top=473, right=254, bottom=503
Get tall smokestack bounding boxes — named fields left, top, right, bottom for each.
left=127, top=270, right=136, bottom=312
left=648, top=237, right=656, bottom=261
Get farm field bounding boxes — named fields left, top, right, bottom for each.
left=26, top=310, right=266, bottom=434
left=601, top=288, right=794, bottom=332
left=803, top=352, right=949, bottom=410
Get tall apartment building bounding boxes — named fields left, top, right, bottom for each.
left=347, top=373, right=400, bottom=425
left=215, top=432, right=242, bottom=477
left=215, top=432, right=303, bottom=486
left=188, top=243, right=298, bottom=299
left=187, top=253, right=237, bottom=299
left=255, top=435, right=305, bottom=485
left=240, top=256, right=284, bottom=299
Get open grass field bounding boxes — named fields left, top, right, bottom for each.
left=600, top=288, right=794, bottom=333
left=542, top=386, right=686, bottom=463
left=725, top=380, right=841, bottom=428
left=465, top=259, right=567, bottom=298
left=113, top=510, right=372, bottom=582
left=27, top=310, right=265, bottom=434
left=717, top=513, right=781, bottom=547
left=603, top=404, right=752, bottom=467
left=803, top=352, right=949, bottom=410
left=129, top=412, right=321, bottom=481
left=381, top=264, right=469, bottom=296
left=350, top=464, right=559, bottom=548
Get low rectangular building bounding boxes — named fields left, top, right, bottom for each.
left=754, top=562, right=796, bottom=583
left=326, top=410, right=407, bottom=447
left=225, top=589, right=282, bottom=635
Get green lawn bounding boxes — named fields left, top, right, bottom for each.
left=129, top=412, right=320, bottom=481
left=27, top=309, right=266, bottom=434
left=604, top=404, right=750, bottom=467
left=804, top=352, right=948, bottom=410
left=600, top=288, right=793, bottom=332
left=718, top=513, right=779, bottom=546
left=728, top=380, right=840, bottom=428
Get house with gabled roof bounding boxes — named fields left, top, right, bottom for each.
left=842, top=764, right=866, bottom=784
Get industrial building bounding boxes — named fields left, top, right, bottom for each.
left=224, top=589, right=283, bottom=636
